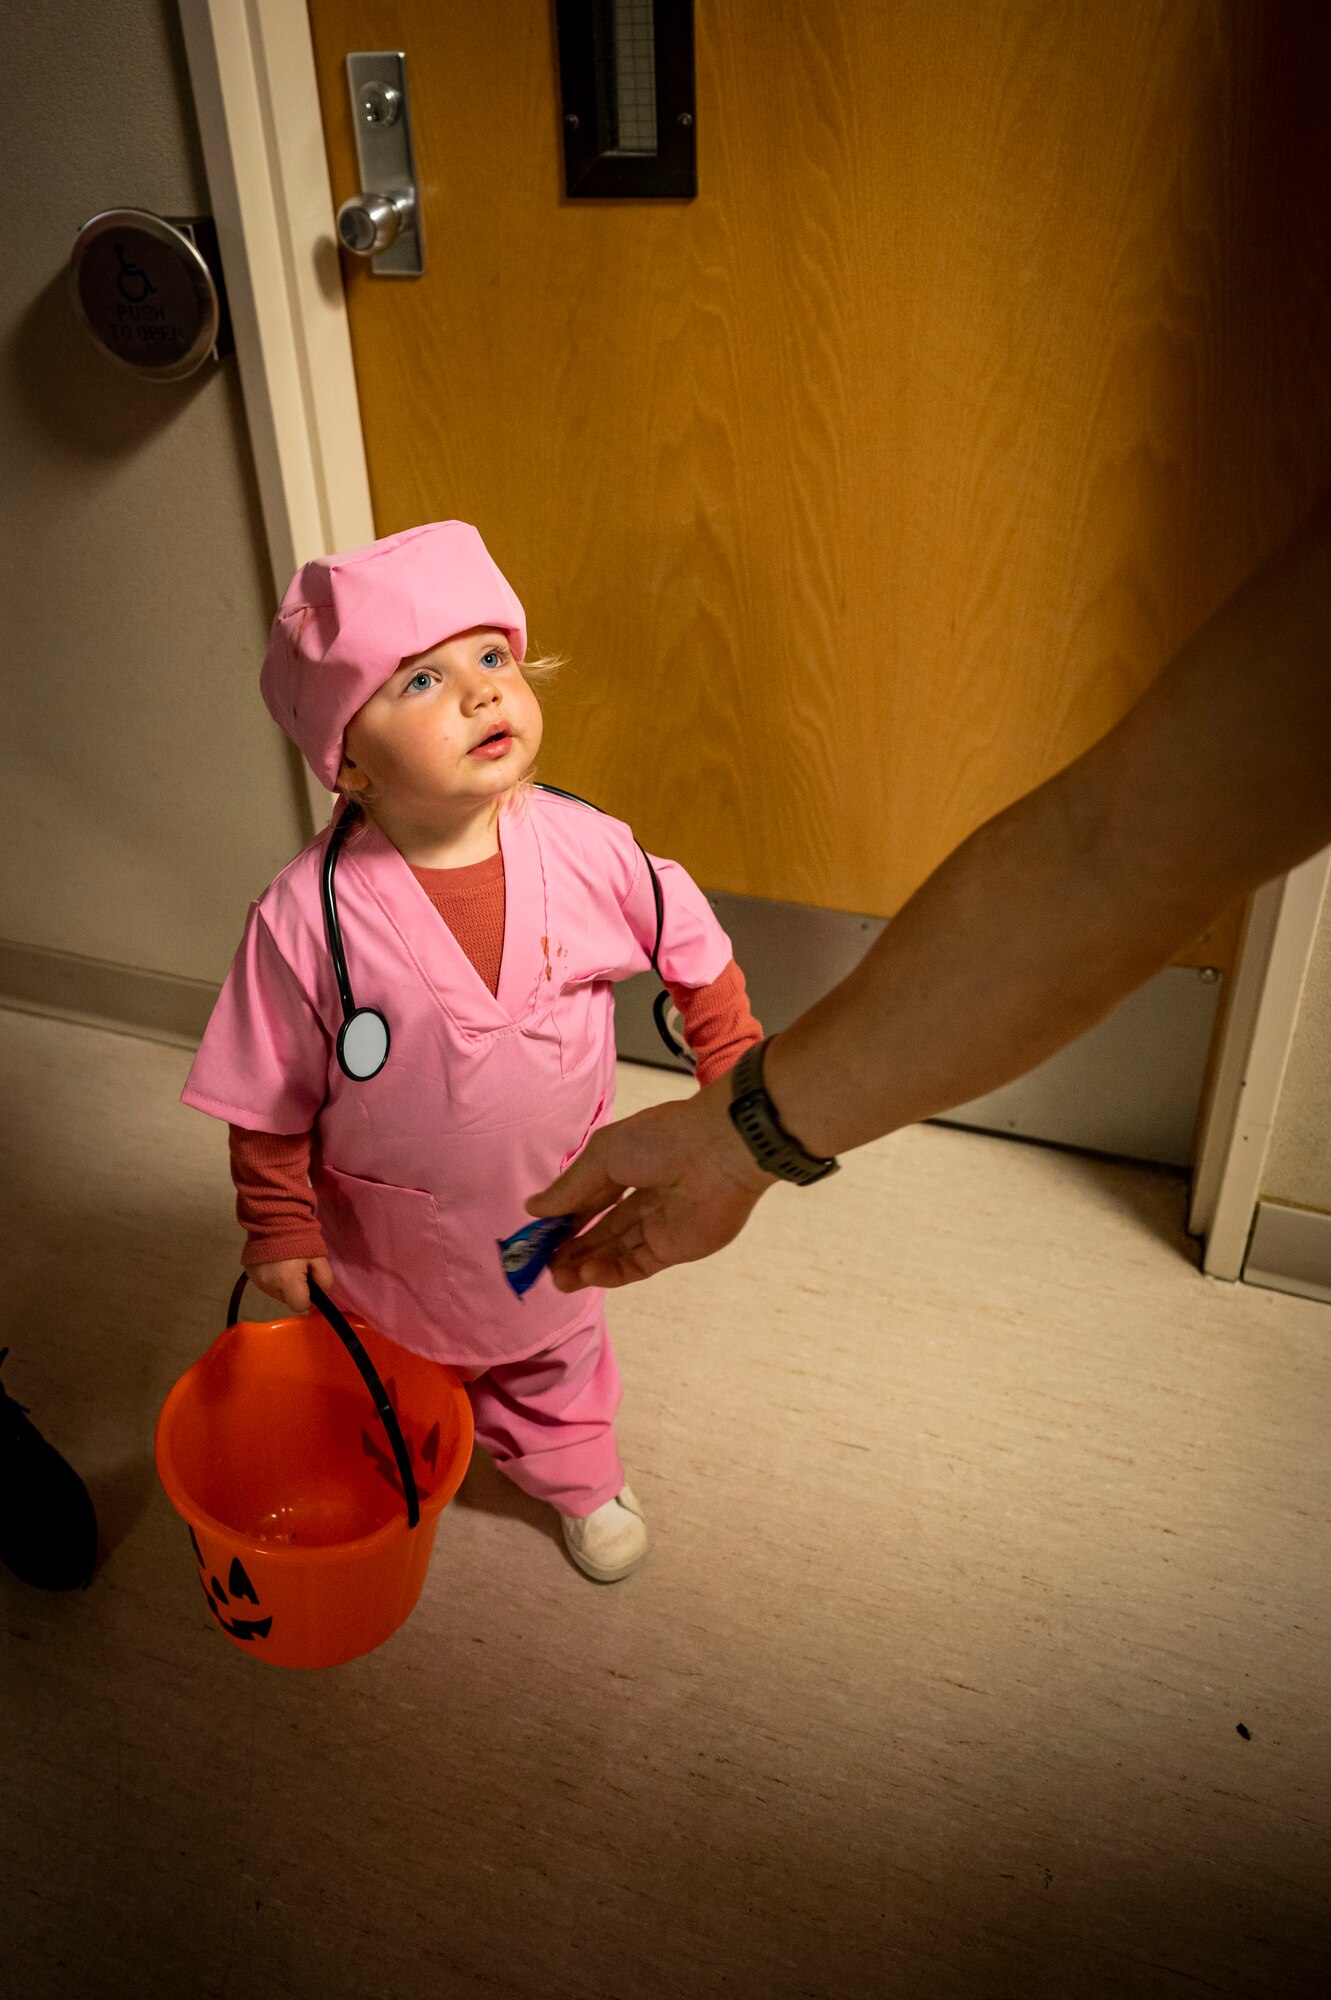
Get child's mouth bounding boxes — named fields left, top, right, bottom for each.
left=469, top=728, right=512, bottom=760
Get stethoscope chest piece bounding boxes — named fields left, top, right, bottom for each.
left=336, top=1006, right=391, bottom=1082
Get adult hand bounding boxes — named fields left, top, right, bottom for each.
left=527, top=1078, right=773, bottom=1290
left=246, top=1256, right=335, bottom=1314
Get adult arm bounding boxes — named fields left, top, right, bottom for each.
left=530, top=497, right=1331, bottom=1288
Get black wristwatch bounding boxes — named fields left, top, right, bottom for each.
left=728, top=1038, right=839, bottom=1186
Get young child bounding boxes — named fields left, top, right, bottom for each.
left=182, top=521, right=762, bottom=1582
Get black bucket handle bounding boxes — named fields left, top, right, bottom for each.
left=226, top=1273, right=421, bottom=1529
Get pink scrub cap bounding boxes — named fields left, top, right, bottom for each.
left=260, top=520, right=527, bottom=788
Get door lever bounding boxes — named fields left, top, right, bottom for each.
left=340, top=52, right=423, bottom=276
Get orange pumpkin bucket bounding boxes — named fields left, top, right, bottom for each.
left=155, top=1277, right=473, bottom=1669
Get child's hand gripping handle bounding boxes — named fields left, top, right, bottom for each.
left=226, top=1273, right=421, bottom=1528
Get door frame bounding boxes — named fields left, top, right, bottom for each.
left=178, top=0, right=1329, bottom=1278
left=178, top=0, right=373, bottom=835
left=1188, top=850, right=1330, bottom=1278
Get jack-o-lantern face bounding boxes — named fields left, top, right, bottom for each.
left=188, top=1527, right=272, bottom=1642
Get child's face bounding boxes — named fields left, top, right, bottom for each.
left=338, top=626, right=542, bottom=815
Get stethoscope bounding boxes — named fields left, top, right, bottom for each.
left=322, top=785, right=692, bottom=1081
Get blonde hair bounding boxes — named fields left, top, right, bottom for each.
left=336, top=646, right=564, bottom=823
left=518, top=648, right=563, bottom=691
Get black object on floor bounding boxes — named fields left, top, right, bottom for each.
left=0, top=1349, right=98, bottom=1590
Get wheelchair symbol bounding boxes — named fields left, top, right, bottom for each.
left=115, top=243, right=157, bottom=305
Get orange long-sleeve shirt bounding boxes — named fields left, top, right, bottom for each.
left=229, top=852, right=762, bottom=1267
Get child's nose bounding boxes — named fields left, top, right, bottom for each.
left=462, top=673, right=501, bottom=710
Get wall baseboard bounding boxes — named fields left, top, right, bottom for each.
left=0, top=939, right=218, bottom=1049
left=1243, top=1200, right=1331, bottom=1307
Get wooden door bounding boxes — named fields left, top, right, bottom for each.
left=308, top=0, right=1330, bottom=973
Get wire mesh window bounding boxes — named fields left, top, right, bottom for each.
left=556, top=0, right=696, bottom=198
left=605, top=1, right=658, bottom=154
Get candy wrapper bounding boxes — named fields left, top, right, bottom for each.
left=497, top=1214, right=579, bottom=1297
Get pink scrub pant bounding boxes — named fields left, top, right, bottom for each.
left=460, top=1303, right=623, bottom=1518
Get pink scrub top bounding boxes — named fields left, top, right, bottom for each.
left=182, top=789, right=733, bottom=1367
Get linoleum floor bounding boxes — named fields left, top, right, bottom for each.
left=2, top=1006, right=1329, bottom=1999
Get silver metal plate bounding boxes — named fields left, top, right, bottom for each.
left=346, top=51, right=424, bottom=276
left=614, top=889, right=1223, bottom=1168
left=930, top=964, right=1221, bottom=1166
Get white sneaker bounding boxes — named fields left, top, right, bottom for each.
left=560, top=1483, right=648, bottom=1583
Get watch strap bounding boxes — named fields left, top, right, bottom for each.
left=727, top=1038, right=839, bottom=1187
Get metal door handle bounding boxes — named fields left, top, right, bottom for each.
left=337, top=190, right=414, bottom=257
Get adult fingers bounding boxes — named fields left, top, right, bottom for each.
left=548, top=1193, right=663, bottom=1291
left=552, top=1234, right=667, bottom=1292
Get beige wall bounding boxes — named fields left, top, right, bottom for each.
left=1, top=0, right=306, bottom=1005
left=1263, top=884, right=1331, bottom=1213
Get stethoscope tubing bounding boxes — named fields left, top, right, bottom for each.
left=323, top=788, right=691, bottom=1079
left=321, top=805, right=361, bottom=1018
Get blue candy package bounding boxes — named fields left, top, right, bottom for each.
left=497, top=1214, right=579, bottom=1297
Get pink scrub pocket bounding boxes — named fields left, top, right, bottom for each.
left=559, top=1091, right=609, bottom=1173
left=315, top=1162, right=456, bottom=1333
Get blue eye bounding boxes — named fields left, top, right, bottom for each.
left=480, top=649, right=502, bottom=669
left=406, top=670, right=433, bottom=692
